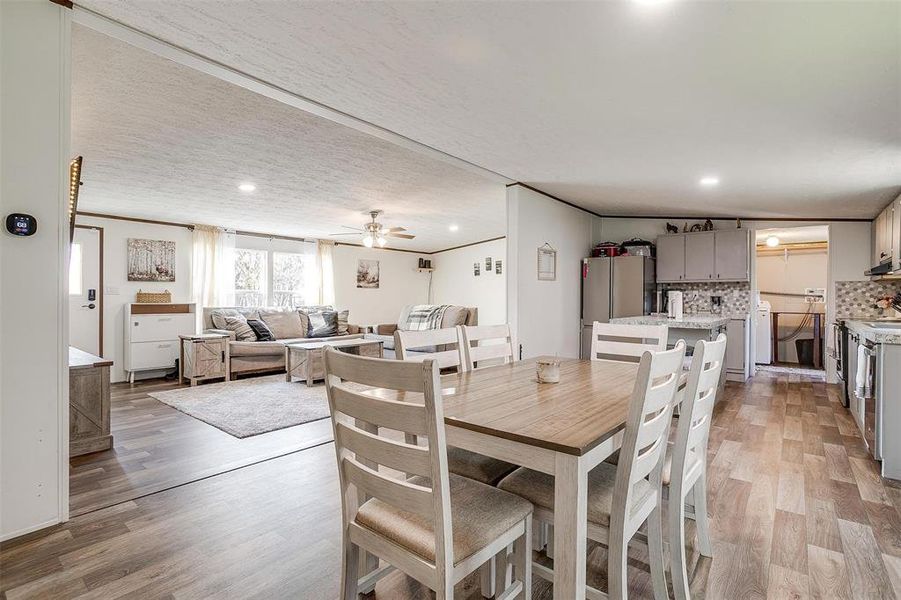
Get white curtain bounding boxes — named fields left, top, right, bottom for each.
left=317, top=239, right=335, bottom=306
left=192, top=225, right=235, bottom=321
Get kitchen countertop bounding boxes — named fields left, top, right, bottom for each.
left=609, top=315, right=730, bottom=330
left=845, top=320, right=901, bottom=345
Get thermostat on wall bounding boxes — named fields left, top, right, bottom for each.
left=5, top=214, right=37, bottom=236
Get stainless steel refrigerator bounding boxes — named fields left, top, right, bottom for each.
left=580, top=255, right=656, bottom=359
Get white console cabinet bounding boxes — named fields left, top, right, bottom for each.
left=124, top=303, right=196, bottom=383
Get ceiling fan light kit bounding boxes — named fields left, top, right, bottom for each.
left=330, top=209, right=415, bottom=248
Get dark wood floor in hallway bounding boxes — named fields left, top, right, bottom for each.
left=2, top=371, right=901, bottom=599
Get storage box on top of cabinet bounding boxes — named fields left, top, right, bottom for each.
left=656, top=229, right=750, bottom=283
left=124, top=303, right=196, bottom=383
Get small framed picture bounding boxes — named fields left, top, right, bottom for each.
left=495, top=260, right=503, bottom=275
left=485, top=257, right=493, bottom=271
left=538, top=244, right=557, bottom=281
left=473, top=262, right=481, bottom=276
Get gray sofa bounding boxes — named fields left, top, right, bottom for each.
left=366, top=305, right=478, bottom=359
left=202, top=306, right=363, bottom=379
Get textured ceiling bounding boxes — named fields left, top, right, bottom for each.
left=71, top=25, right=505, bottom=252
left=77, top=0, right=900, bottom=219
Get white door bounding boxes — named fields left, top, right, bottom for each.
left=69, top=227, right=102, bottom=355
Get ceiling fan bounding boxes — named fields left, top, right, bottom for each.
left=330, top=210, right=415, bottom=248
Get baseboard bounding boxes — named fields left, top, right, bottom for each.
left=1, top=517, right=61, bottom=543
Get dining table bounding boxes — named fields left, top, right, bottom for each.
left=366, top=355, right=643, bottom=600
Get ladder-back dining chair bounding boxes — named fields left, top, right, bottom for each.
left=395, top=326, right=466, bottom=372
left=498, top=342, right=686, bottom=599
left=589, top=322, right=668, bottom=362
left=322, top=347, right=533, bottom=599
left=460, top=324, right=515, bottom=371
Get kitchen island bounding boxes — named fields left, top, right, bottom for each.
left=610, top=314, right=749, bottom=381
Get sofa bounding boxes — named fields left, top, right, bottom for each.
left=366, top=305, right=478, bottom=359
left=202, top=305, right=364, bottom=379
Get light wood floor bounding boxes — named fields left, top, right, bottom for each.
left=3, top=371, right=901, bottom=599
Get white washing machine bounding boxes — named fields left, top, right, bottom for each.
left=756, top=300, right=772, bottom=365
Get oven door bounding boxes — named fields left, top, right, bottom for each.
left=862, top=341, right=881, bottom=460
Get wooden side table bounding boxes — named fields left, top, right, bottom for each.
left=286, top=339, right=384, bottom=386
left=179, top=333, right=230, bottom=386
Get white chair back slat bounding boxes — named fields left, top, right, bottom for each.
left=330, top=384, right=429, bottom=436
left=326, top=348, right=428, bottom=392
left=335, top=421, right=432, bottom=477
left=395, top=327, right=467, bottom=372
left=590, top=322, right=668, bottom=363
left=460, top=324, right=515, bottom=370
left=343, top=457, right=435, bottom=519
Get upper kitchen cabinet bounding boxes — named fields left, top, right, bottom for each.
left=656, top=234, right=686, bottom=282
left=656, top=229, right=750, bottom=283
left=684, top=232, right=715, bottom=280
left=714, top=229, right=750, bottom=281
left=873, top=202, right=894, bottom=267
left=893, top=195, right=901, bottom=270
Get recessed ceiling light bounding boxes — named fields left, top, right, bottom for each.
left=766, top=235, right=780, bottom=247
left=238, top=183, right=256, bottom=192
left=699, top=176, right=720, bottom=187
left=449, top=224, right=459, bottom=232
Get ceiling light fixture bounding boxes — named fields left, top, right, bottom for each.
left=766, top=235, right=780, bottom=247
left=699, top=176, right=720, bottom=187
left=238, top=183, right=256, bottom=192
left=377, top=236, right=387, bottom=248
left=449, top=224, right=459, bottom=232
left=362, top=234, right=374, bottom=248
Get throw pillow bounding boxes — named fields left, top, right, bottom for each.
left=259, top=309, right=305, bottom=339
left=308, top=310, right=339, bottom=338
left=441, top=306, right=469, bottom=328
left=210, top=309, right=256, bottom=342
left=336, top=309, right=350, bottom=335
left=246, top=319, right=274, bottom=341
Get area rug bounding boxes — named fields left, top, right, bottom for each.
left=148, top=375, right=331, bottom=438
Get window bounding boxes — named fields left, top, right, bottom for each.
left=69, top=242, right=83, bottom=295
left=272, top=251, right=315, bottom=307
left=233, top=248, right=267, bottom=307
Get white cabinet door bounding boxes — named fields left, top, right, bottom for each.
left=684, top=232, right=715, bottom=281
left=655, top=235, right=685, bottom=282
left=715, top=229, right=750, bottom=281
left=726, top=318, right=747, bottom=377
left=893, top=196, right=901, bottom=269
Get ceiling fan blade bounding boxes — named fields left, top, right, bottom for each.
left=385, top=226, right=406, bottom=232
left=329, top=232, right=361, bottom=236
left=341, top=225, right=362, bottom=231
left=386, top=233, right=416, bottom=239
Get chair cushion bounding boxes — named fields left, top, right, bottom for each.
left=355, top=473, right=532, bottom=565
left=447, top=447, right=518, bottom=486
left=210, top=309, right=256, bottom=342
left=259, top=309, right=305, bottom=339
left=498, top=462, right=653, bottom=528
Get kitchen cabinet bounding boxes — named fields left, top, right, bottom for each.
left=715, top=229, right=750, bottom=281
left=684, top=232, right=715, bottom=280
left=655, top=229, right=750, bottom=283
left=726, top=317, right=750, bottom=382
left=893, top=196, right=901, bottom=270
left=873, top=204, right=894, bottom=267
left=656, top=235, right=685, bottom=282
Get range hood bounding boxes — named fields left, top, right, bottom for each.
left=866, top=262, right=894, bottom=277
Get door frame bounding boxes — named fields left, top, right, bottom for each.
left=73, top=224, right=104, bottom=356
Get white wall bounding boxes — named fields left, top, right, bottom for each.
left=507, top=185, right=594, bottom=359
left=1, top=0, right=71, bottom=541
left=333, top=245, right=430, bottom=327
left=75, top=216, right=194, bottom=383
left=431, top=238, right=506, bottom=325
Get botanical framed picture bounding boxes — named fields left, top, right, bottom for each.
left=127, top=238, right=176, bottom=282
left=356, top=259, right=380, bottom=288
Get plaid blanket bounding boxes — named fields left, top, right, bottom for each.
left=404, top=304, right=449, bottom=331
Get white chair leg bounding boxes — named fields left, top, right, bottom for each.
left=341, top=538, right=360, bottom=600
left=545, top=526, right=555, bottom=559
left=513, top=516, right=533, bottom=599
left=494, top=543, right=512, bottom=597
left=669, top=491, right=691, bottom=600
left=647, top=506, right=669, bottom=600
left=608, top=534, right=628, bottom=600
left=532, top=521, right=548, bottom=552
left=480, top=557, right=496, bottom=598
left=693, top=471, right=713, bottom=558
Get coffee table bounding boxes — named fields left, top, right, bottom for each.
left=285, top=338, right=384, bottom=386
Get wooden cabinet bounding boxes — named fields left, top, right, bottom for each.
left=714, top=229, right=750, bottom=281
left=179, top=334, right=229, bottom=386
left=656, top=235, right=685, bottom=282
left=69, top=347, right=113, bottom=456
left=684, top=232, right=715, bottom=280
left=655, top=229, right=750, bottom=283
left=125, top=303, right=196, bottom=383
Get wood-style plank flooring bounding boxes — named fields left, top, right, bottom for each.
left=3, top=371, right=901, bottom=599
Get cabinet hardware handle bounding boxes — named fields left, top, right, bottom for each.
left=158, top=344, right=171, bottom=348
left=159, top=317, right=172, bottom=322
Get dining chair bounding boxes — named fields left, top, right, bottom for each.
left=498, top=342, right=686, bottom=600
left=395, top=326, right=467, bottom=372
left=460, top=324, right=515, bottom=371
left=666, top=334, right=726, bottom=600
left=322, top=347, right=533, bottom=600
left=589, top=322, right=668, bottom=362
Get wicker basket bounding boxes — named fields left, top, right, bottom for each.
left=135, top=289, right=172, bottom=303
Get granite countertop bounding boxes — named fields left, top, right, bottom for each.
left=845, top=320, right=901, bottom=345
left=609, top=315, right=730, bottom=329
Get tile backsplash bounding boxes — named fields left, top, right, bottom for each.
left=835, top=280, right=901, bottom=318
left=658, top=281, right=751, bottom=318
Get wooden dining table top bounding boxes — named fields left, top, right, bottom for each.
left=366, top=357, right=640, bottom=457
